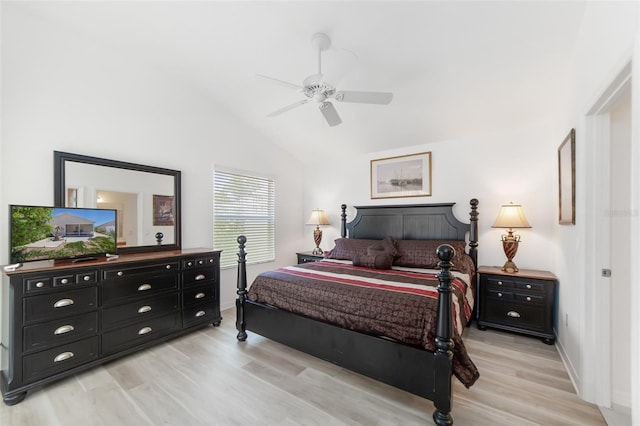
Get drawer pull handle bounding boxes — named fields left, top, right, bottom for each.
left=497, top=281, right=503, bottom=285
left=54, top=299, right=74, bottom=308
left=83, top=275, right=91, bottom=281
left=497, top=292, right=503, bottom=297
left=60, top=278, right=69, bottom=284
left=187, top=261, right=193, bottom=266
left=195, top=274, right=206, bottom=281
left=526, top=296, right=532, bottom=302
left=54, top=352, right=74, bottom=362
left=507, top=311, right=521, bottom=318
left=209, top=259, right=214, bottom=263
left=117, top=271, right=123, bottom=276
left=195, top=292, right=206, bottom=299
left=195, top=310, right=206, bottom=317
left=166, top=265, right=171, bottom=269
left=54, top=325, right=75, bottom=335
left=138, top=305, right=152, bottom=314
left=198, top=260, right=204, bottom=265
left=526, top=284, right=532, bottom=289
left=36, top=281, right=45, bottom=288
left=138, top=284, right=152, bottom=291
left=138, top=326, right=152, bottom=335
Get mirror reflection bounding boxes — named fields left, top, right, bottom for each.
left=54, top=151, right=181, bottom=254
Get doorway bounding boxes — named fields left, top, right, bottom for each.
left=586, top=62, right=632, bottom=425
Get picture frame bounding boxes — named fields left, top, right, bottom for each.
left=558, top=129, right=576, bottom=225
left=153, top=194, right=175, bottom=226
left=371, top=152, right=432, bottom=199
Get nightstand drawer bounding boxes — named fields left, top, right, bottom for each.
left=484, top=301, right=545, bottom=332
left=486, top=277, right=514, bottom=288
left=514, top=280, right=544, bottom=292
left=515, top=293, right=544, bottom=304
left=487, top=289, right=514, bottom=300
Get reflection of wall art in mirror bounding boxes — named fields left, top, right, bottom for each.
left=370, top=152, right=432, bottom=199
left=54, top=151, right=182, bottom=254
left=153, top=195, right=175, bottom=226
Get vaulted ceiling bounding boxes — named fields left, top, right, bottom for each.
left=10, top=1, right=586, bottom=162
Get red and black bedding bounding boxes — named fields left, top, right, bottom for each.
left=246, top=237, right=480, bottom=388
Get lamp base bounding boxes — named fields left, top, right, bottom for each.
left=501, top=260, right=519, bottom=273
left=311, top=247, right=324, bottom=256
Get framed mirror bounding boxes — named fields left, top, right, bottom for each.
left=54, top=151, right=181, bottom=254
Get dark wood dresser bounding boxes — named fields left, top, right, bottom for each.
left=477, top=266, right=557, bottom=344
left=1, top=249, right=221, bottom=405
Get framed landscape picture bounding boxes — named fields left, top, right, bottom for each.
left=371, top=152, right=432, bottom=199
left=558, top=129, right=575, bottom=225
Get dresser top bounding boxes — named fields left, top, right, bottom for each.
left=3, top=248, right=221, bottom=275
left=477, top=265, right=557, bottom=281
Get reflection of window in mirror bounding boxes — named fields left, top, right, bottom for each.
left=66, top=188, right=78, bottom=207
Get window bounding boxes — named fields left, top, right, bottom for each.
left=214, top=170, right=275, bottom=268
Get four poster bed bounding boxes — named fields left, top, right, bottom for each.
left=235, top=200, right=479, bottom=425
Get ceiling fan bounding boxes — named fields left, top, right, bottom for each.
left=258, top=32, right=393, bottom=127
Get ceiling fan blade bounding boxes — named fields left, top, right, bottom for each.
left=319, top=102, right=342, bottom=127
left=257, top=74, right=304, bottom=90
left=334, top=91, right=393, bottom=105
left=267, top=99, right=309, bottom=117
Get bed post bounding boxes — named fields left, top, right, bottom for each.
left=468, top=198, right=479, bottom=267
left=236, top=235, right=248, bottom=341
left=340, top=204, right=347, bottom=238
left=433, top=244, right=455, bottom=426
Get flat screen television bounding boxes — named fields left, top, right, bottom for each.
left=10, top=205, right=117, bottom=264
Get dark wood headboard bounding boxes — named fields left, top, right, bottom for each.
left=340, top=199, right=479, bottom=266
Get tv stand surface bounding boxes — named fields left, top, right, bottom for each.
left=1, top=249, right=222, bottom=405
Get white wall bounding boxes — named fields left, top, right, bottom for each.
left=0, top=5, right=306, bottom=309
left=304, top=122, right=559, bottom=273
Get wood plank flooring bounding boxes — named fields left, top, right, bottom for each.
left=0, top=308, right=605, bottom=425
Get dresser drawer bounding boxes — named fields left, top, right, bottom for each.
left=182, top=303, right=219, bottom=328
left=23, top=311, right=98, bottom=352
left=183, top=256, right=218, bottom=270
left=183, top=284, right=215, bottom=308
left=23, top=287, right=98, bottom=324
left=101, top=312, right=181, bottom=355
left=24, top=270, right=98, bottom=294
left=486, top=276, right=514, bottom=289
left=22, top=336, right=99, bottom=384
left=487, top=288, right=515, bottom=300
left=102, top=293, right=180, bottom=330
left=102, top=273, right=179, bottom=305
left=103, top=262, right=179, bottom=280
left=183, top=268, right=216, bottom=287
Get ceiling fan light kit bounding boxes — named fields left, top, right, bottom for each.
left=259, top=32, right=393, bottom=127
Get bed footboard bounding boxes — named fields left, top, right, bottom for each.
left=235, top=238, right=458, bottom=425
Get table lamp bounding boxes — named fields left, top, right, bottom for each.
left=492, top=202, right=531, bottom=273
left=306, top=208, right=330, bottom=255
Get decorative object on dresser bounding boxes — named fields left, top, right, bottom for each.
left=236, top=200, right=480, bottom=425
left=370, top=152, right=432, bottom=199
left=477, top=266, right=556, bottom=345
left=306, top=208, right=330, bottom=255
left=296, top=251, right=324, bottom=264
left=491, top=202, right=531, bottom=273
left=0, top=249, right=221, bottom=405
left=558, top=128, right=576, bottom=225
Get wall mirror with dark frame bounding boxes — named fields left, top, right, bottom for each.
left=54, top=151, right=181, bottom=254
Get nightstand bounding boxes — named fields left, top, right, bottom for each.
left=477, top=266, right=557, bottom=344
left=296, top=252, right=324, bottom=264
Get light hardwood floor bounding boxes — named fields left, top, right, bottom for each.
left=0, top=307, right=605, bottom=426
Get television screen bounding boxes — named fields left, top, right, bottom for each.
left=10, top=205, right=117, bottom=264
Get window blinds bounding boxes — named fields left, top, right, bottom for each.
left=214, top=170, right=275, bottom=268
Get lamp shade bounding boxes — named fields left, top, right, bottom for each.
left=306, top=209, right=330, bottom=226
left=492, top=203, right=531, bottom=229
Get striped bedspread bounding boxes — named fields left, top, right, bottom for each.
left=247, top=259, right=479, bottom=387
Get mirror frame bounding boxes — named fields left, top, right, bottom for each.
left=54, top=151, right=182, bottom=254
